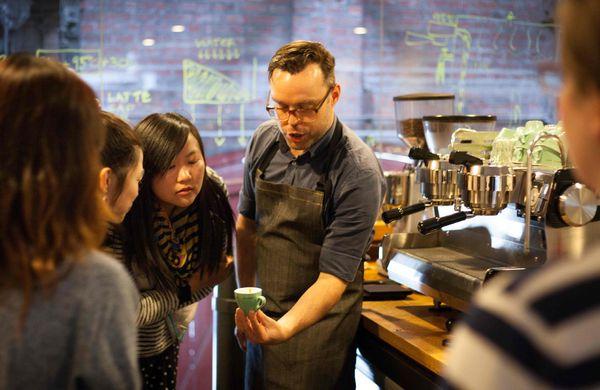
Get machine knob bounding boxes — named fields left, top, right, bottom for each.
left=558, top=184, right=598, bottom=226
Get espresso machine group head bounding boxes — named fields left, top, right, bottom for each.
left=416, top=151, right=515, bottom=235
left=381, top=147, right=461, bottom=224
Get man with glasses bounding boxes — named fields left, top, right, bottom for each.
left=234, top=40, right=385, bottom=389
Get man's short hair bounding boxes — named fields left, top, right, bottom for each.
left=268, top=40, right=336, bottom=87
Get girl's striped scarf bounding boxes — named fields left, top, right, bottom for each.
left=153, top=202, right=200, bottom=286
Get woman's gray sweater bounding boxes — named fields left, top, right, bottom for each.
left=0, top=250, right=141, bottom=389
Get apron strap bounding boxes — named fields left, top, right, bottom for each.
left=255, top=135, right=280, bottom=180
left=316, top=119, right=346, bottom=226
left=254, top=119, right=346, bottom=226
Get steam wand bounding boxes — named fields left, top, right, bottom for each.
left=524, top=132, right=566, bottom=253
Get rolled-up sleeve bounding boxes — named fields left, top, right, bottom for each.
left=319, top=166, right=385, bottom=282
left=237, top=132, right=259, bottom=220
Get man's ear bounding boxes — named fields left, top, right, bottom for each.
left=99, top=167, right=112, bottom=199
left=331, top=83, right=341, bottom=106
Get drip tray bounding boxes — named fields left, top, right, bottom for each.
left=386, top=246, right=506, bottom=311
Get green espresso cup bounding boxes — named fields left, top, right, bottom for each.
left=234, top=287, right=266, bottom=315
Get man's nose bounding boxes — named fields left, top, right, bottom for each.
left=288, top=110, right=301, bottom=125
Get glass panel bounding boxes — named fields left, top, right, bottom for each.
left=0, top=2, right=558, bottom=388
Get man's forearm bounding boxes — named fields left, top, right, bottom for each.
left=235, top=215, right=257, bottom=287
left=235, top=236, right=256, bottom=287
left=278, top=272, right=347, bottom=338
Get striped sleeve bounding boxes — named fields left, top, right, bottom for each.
left=137, top=286, right=213, bottom=326
left=137, top=289, right=178, bottom=326
left=104, top=227, right=214, bottom=327
left=444, top=252, right=600, bottom=390
left=189, top=286, right=213, bottom=304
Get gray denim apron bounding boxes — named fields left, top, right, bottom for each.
left=245, top=121, right=364, bottom=390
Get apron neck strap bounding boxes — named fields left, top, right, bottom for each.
left=316, top=119, right=345, bottom=227
left=255, top=119, right=344, bottom=181
left=255, top=135, right=280, bottom=180
left=254, top=119, right=346, bottom=226
left=315, top=119, right=344, bottom=190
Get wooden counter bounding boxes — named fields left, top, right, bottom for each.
left=362, top=294, right=451, bottom=375
left=359, top=261, right=457, bottom=388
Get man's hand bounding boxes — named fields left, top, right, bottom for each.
left=189, top=255, right=233, bottom=292
left=233, top=273, right=347, bottom=347
left=234, top=308, right=293, bottom=345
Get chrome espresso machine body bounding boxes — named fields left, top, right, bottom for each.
left=380, top=134, right=600, bottom=312
left=382, top=148, right=461, bottom=225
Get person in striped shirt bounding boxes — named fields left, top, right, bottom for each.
left=445, top=1, right=600, bottom=389
left=105, top=112, right=235, bottom=389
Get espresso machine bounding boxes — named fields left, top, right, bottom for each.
left=383, top=111, right=498, bottom=233
left=384, top=94, right=456, bottom=233
left=380, top=132, right=600, bottom=312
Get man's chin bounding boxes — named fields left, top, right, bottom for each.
left=288, top=142, right=310, bottom=154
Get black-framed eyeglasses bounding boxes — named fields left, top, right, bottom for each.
left=266, top=87, right=333, bottom=123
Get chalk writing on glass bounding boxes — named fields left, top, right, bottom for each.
left=105, top=90, right=152, bottom=120
left=36, top=49, right=101, bottom=73
left=183, top=54, right=257, bottom=147
left=195, top=37, right=241, bottom=61
left=405, top=12, right=556, bottom=119
left=35, top=48, right=130, bottom=73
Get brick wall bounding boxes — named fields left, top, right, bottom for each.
left=68, top=0, right=557, bottom=156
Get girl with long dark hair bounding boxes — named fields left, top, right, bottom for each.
left=106, top=112, right=234, bottom=389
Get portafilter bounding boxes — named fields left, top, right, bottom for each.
left=417, top=151, right=515, bottom=235
left=381, top=147, right=461, bottom=224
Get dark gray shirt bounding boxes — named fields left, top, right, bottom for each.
left=0, top=250, right=141, bottom=389
left=239, top=118, right=386, bottom=282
